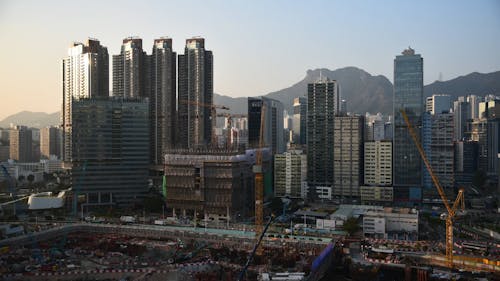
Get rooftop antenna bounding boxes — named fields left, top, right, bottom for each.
left=319, top=69, right=323, bottom=81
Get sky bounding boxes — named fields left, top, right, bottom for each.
left=0, top=0, right=499, bottom=120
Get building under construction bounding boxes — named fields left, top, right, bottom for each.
left=164, top=149, right=271, bottom=222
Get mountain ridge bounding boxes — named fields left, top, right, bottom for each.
left=215, top=68, right=500, bottom=116
left=0, top=111, right=60, bottom=129
left=2, top=68, right=499, bottom=127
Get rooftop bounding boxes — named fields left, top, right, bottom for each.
left=293, top=210, right=329, bottom=219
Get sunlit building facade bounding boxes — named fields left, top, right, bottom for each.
left=62, top=39, right=109, bottom=162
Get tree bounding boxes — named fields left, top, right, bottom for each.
left=343, top=217, right=360, bottom=236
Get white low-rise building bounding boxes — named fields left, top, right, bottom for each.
left=363, top=207, right=419, bottom=240
left=0, top=158, right=63, bottom=183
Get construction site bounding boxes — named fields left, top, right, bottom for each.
left=1, top=101, right=499, bottom=281
left=0, top=222, right=333, bottom=281
left=0, top=220, right=499, bottom=281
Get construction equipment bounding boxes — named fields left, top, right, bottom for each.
left=253, top=103, right=266, bottom=252
left=215, top=113, right=247, bottom=149
left=238, top=215, right=274, bottom=281
left=401, top=109, right=465, bottom=268
left=179, top=99, right=230, bottom=146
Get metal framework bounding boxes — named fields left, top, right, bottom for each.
left=401, top=109, right=465, bottom=268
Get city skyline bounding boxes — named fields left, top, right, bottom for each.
left=1, top=0, right=500, bottom=120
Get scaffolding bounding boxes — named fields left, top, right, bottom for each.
left=163, top=151, right=254, bottom=221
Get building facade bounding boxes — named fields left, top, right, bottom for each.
left=363, top=207, right=419, bottom=240
left=454, top=141, right=479, bottom=186
left=62, top=39, right=109, bottom=162
left=467, top=95, right=481, bottom=120
left=248, top=97, right=285, bottom=154
left=40, top=126, right=61, bottom=159
left=453, top=98, right=470, bottom=141
left=292, top=96, right=307, bottom=145
left=421, top=112, right=432, bottom=189
left=364, top=141, right=392, bottom=186
left=468, top=118, right=488, bottom=173
left=393, top=47, right=423, bottom=204
left=430, top=113, right=455, bottom=189
left=71, top=98, right=150, bottom=208
left=360, top=186, right=393, bottom=204
left=149, top=38, right=177, bottom=164
left=112, top=37, right=148, bottom=99
left=426, top=94, right=451, bottom=115
left=333, top=115, right=364, bottom=198
left=177, top=38, right=213, bottom=148
left=163, top=150, right=255, bottom=221
left=365, top=113, right=385, bottom=142
left=487, top=120, right=500, bottom=178
left=9, top=126, right=33, bottom=163
left=274, top=150, right=307, bottom=198
left=307, top=79, right=340, bottom=193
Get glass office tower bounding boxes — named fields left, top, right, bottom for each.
left=393, top=47, right=423, bottom=204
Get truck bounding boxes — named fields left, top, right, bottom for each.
left=120, top=216, right=136, bottom=224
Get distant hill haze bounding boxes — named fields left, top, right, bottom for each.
left=1, top=68, right=499, bottom=128
left=423, top=71, right=500, bottom=100
left=0, top=111, right=59, bottom=129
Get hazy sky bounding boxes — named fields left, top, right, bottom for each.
left=0, top=0, right=499, bottom=120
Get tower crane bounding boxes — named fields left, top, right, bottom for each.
left=179, top=100, right=230, bottom=146
left=401, top=109, right=465, bottom=269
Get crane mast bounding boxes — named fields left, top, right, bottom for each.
left=401, top=109, right=464, bottom=268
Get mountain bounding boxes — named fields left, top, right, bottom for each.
left=264, top=67, right=393, bottom=115
left=213, top=94, right=248, bottom=114
left=0, top=111, right=60, bottom=129
left=215, top=67, right=394, bottom=115
left=216, top=68, right=500, bottom=116
left=3, top=69, right=500, bottom=127
left=424, top=71, right=500, bottom=99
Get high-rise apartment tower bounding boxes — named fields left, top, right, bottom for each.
left=62, top=39, right=109, bottom=162
left=177, top=38, right=213, bottom=148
